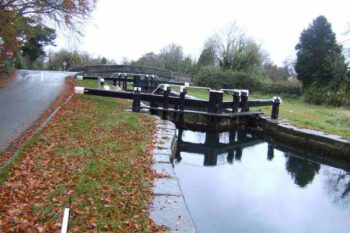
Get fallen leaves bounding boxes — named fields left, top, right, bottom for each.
left=0, top=90, right=164, bottom=232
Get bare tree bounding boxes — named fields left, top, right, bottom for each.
left=325, top=169, right=350, bottom=205
left=207, top=22, right=263, bottom=71
left=283, top=55, right=297, bottom=79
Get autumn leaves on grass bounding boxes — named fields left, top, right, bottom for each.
left=0, top=95, right=164, bottom=232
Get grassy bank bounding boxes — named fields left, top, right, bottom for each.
left=252, top=96, right=350, bottom=140
left=0, top=80, right=163, bottom=232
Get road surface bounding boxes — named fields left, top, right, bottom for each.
left=0, top=70, right=74, bottom=153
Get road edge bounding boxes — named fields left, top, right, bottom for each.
left=0, top=76, right=74, bottom=174
left=0, top=69, right=17, bottom=87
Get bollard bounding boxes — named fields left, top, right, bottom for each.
left=145, top=75, right=150, bottom=91
left=232, top=89, right=241, bottom=113
left=173, top=86, right=179, bottom=122
left=240, top=90, right=249, bottom=112
left=207, top=90, right=223, bottom=130
left=123, top=73, right=128, bottom=90
left=99, top=78, right=105, bottom=88
left=76, top=75, right=83, bottom=80
left=74, top=86, right=85, bottom=94
left=112, top=75, right=117, bottom=86
left=162, top=85, right=171, bottom=119
left=178, top=86, right=187, bottom=123
left=151, top=76, right=155, bottom=90
left=271, top=97, right=281, bottom=119
left=132, top=87, right=141, bottom=112
left=118, top=73, right=121, bottom=87
left=133, top=75, right=140, bottom=89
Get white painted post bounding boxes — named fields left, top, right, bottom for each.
left=99, top=78, right=105, bottom=87
left=74, top=87, right=85, bottom=94
left=60, top=208, right=70, bottom=233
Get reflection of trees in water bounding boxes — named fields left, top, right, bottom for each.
left=285, top=152, right=320, bottom=188
left=325, top=169, right=350, bottom=204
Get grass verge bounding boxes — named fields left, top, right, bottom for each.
left=0, top=80, right=163, bottom=232
left=251, top=97, right=350, bottom=140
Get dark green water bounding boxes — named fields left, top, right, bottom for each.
left=173, top=129, right=350, bottom=233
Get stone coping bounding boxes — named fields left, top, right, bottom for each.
left=150, top=117, right=197, bottom=232
left=260, top=116, right=350, bottom=159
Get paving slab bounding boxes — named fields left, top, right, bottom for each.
left=152, top=163, right=176, bottom=177
left=155, top=139, right=173, bottom=151
left=153, top=148, right=173, bottom=156
left=153, top=154, right=172, bottom=163
left=150, top=117, right=197, bottom=232
left=153, top=178, right=183, bottom=196
left=151, top=195, right=196, bottom=233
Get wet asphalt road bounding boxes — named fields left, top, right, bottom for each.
left=0, top=70, right=75, bottom=153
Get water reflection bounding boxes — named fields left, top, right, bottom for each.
left=285, top=152, right=320, bottom=188
left=173, top=128, right=350, bottom=233
left=175, top=129, right=328, bottom=188
left=326, top=169, right=350, bottom=204
left=174, top=128, right=263, bottom=166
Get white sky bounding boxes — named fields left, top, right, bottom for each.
left=56, top=0, right=350, bottom=66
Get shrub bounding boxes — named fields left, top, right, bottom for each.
left=193, top=66, right=261, bottom=91
left=193, top=66, right=302, bottom=97
left=303, top=83, right=350, bottom=106
left=3, top=58, right=14, bottom=74
left=258, top=80, right=302, bottom=97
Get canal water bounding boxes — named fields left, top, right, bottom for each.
left=173, top=128, right=350, bottom=233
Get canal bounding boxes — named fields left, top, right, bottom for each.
left=172, top=128, right=350, bottom=233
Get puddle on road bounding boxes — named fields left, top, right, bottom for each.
left=173, top=129, right=350, bottom=233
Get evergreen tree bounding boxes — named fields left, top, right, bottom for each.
left=295, top=16, right=347, bottom=89
left=197, top=46, right=216, bottom=67
left=101, top=57, right=107, bottom=64
left=21, top=25, right=56, bottom=64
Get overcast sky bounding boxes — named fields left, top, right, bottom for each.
left=56, top=0, right=350, bottom=66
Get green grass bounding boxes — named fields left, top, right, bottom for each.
left=75, top=79, right=99, bottom=88
left=75, top=79, right=135, bottom=91
left=251, top=97, right=350, bottom=140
